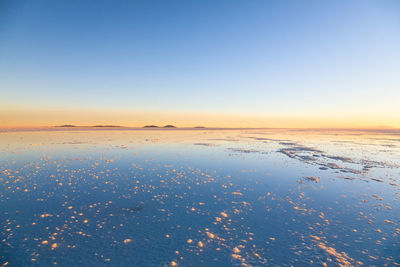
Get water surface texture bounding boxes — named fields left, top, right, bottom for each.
left=1, top=129, right=399, bottom=266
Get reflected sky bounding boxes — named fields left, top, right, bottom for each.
left=1, top=129, right=399, bottom=266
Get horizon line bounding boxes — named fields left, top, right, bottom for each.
left=0, top=125, right=398, bottom=132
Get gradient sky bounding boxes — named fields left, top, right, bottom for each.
left=1, top=0, right=400, bottom=127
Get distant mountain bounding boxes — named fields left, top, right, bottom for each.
left=194, top=126, right=205, bottom=128
left=163, top=125, right=176, bottom=128
left=143, top=125, right=159, bottom=128
left=56, top=125, right=76, bottom=127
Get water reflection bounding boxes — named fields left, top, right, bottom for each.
left=0, top=129, right=399, bottom=266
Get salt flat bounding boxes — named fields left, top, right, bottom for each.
left=0, top=129, right=399, bottom=266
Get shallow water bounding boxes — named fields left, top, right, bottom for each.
left=1, top=129, right=399, bottom=266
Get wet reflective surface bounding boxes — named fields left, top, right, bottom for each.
left=1, top=129, right=399, bottom=266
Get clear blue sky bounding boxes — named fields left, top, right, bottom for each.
left=1, top=0, right=399, bottom=127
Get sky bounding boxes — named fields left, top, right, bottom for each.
left=1, top=0, right=399, bottom=128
